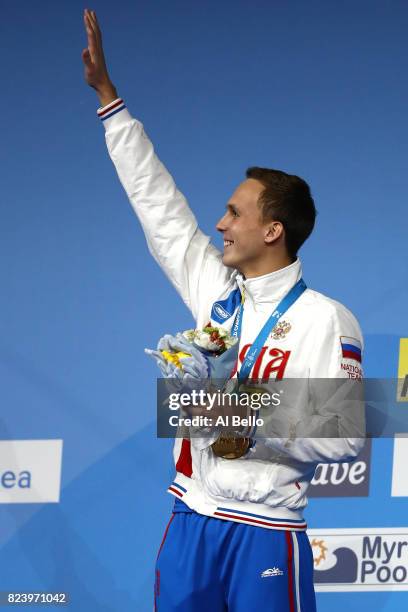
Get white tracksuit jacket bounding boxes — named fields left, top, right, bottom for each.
left=97, top=98, right=365, bottom=532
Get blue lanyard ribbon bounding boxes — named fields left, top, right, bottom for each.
left=231, top=278, right=307, bottom=381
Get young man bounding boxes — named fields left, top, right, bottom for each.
left=82, top=9, right=364, bottom=611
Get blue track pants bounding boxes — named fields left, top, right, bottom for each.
left=154, top=503, right=316, bottom=611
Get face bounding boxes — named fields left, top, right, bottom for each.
left=216, top=179, right=282, bottom=277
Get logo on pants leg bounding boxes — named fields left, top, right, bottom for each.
left=260, top=567, right=284, bottom=578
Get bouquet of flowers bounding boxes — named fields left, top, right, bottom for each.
left=145, top=326, right=239, bottom=390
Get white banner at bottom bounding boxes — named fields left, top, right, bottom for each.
left=309, top=527, right=408, bottom=592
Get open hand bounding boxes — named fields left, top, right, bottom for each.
left=82, top=9, right=117, bottom=103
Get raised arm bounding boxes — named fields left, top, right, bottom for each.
left=81, top=10, right=232, bottom=322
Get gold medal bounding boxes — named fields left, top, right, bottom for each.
left=211, top=435, right=251, bottom=459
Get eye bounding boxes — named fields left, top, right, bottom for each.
left=231, top=208, right=239, bottom=217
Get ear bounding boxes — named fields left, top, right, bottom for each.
left=264, top=221, right=284, bottom=244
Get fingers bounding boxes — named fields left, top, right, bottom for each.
left=85, top=10, right=96, bottom=37
left=84, top=12, right=96, bottom=44
left=83, top=12, right=97, bottom=61
left=85, top=9, right=102, bottom=46
left=89, top=10, right=100, bottom=32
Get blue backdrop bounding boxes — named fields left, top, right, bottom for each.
left=1, top=0, right=407, bottom=609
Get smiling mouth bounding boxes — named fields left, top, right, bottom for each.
left=224, top=240, right=234, bottom=248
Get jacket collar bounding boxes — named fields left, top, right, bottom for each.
left=235, top=258, right=302, bottom=307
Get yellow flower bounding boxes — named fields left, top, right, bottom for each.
left=161, top=350, right=191, bottom=370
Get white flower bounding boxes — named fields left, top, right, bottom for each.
left=180, top=326, right=236, bottom=354
left=224, top=337, right=237, bottom=349
left=182, top=329, right=196, bottom=342
left=193, top=330, right=213, bottom=349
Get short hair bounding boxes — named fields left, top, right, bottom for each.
left=246, top=166, right=316, bottom=259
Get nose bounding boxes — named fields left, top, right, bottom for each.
left=216, top=212, right=228, bottom=233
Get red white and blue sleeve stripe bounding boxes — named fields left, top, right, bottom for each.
left=97, top=98, right=127, bottom=122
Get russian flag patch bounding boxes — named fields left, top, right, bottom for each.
left=340, top=336, right=362, bottom=363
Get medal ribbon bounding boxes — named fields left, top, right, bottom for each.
left=231, top=278, right=307, bottom=381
